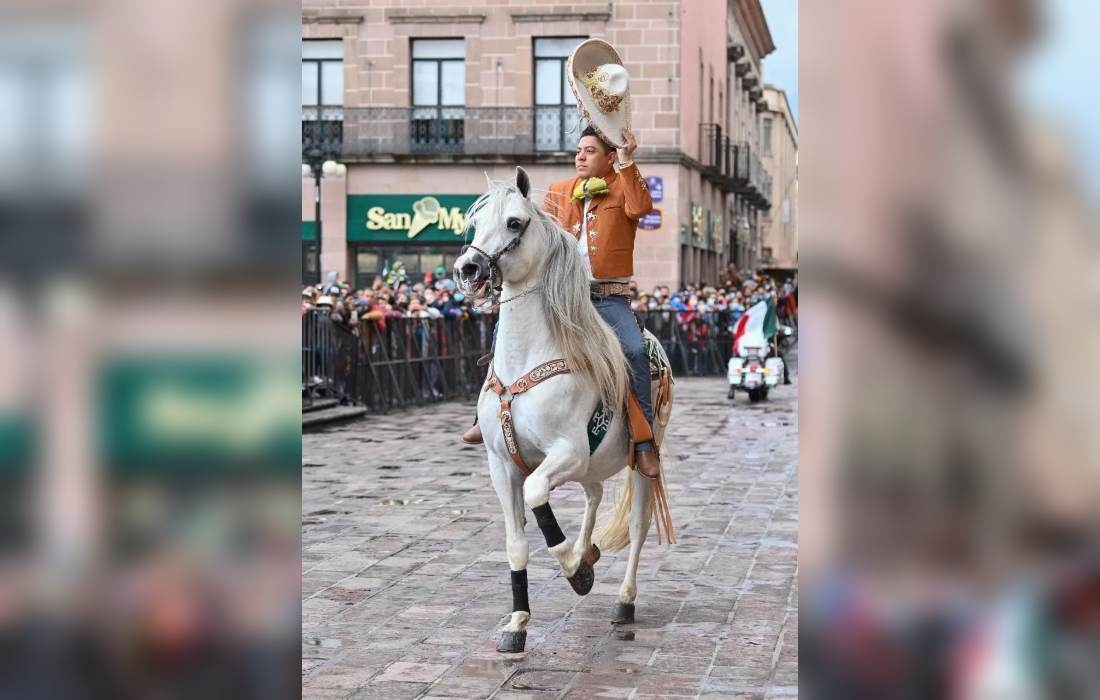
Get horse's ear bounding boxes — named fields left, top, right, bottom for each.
left=516, top=167, right=531, bottom=199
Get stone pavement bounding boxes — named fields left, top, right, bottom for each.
left=303, top=375, right=798, bottom=699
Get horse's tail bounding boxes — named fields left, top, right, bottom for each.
left=593, top=466, right=650, bottom=553
left=595, top=332, right=675, bottom=552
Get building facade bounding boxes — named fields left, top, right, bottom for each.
left=759, top=85, right=798, bottom=271
left=301, top=0, right=776, bottom=290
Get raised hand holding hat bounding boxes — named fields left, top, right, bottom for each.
left=567, top=39, right=632, bottom=149
left=617, top=128, right=638, bottom=167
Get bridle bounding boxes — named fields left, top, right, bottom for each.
left=462, top=210, right=535, bottom=296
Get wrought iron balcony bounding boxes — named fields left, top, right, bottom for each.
left=743, top=152, right=774, bottom=209
left=729, top=141, right=753, bottom=193
left=302, top=106, right=344, bottom=162
left=757, top=171, right=773, bottom=209
left=698, top=124, right=729, bottom=186
left=302, top=107, right=584, bottom=159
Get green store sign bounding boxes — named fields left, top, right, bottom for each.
left=347, top=194, right=480, bottom=243
left=99, top=356, right=300, bottom=473
left=302, top=221, right=317, bottom=241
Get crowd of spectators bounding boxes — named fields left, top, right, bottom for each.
left=301, top=262, right=489, bottom=334
left=302, top=260, right=797, bottom=333
left=630, top=265, right=798, bottom=327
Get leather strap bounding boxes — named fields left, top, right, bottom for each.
left=483, top=359, right=572, bottom=476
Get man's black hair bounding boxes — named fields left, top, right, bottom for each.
left=580, top=125, right=614, bottom=154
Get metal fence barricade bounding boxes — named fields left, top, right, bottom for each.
left=302, top=308, right=736, bottom=413
left=301, top=312, right=498, bottom=413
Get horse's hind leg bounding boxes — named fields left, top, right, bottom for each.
left=573, top=482, right=603, bottom=565
left=614, top=469, right=653, bottom=624
left=523, top=446, right=598, bottom=595
left=490, top=460, right=530, bottom=653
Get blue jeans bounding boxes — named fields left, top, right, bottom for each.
left=591, top=295, right=654, bottom=433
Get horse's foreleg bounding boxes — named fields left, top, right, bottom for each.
left=491, top=462, right=529, bottom=652
left=573, top=482, right=603, bottom=563
left=523, top=447, right=598, bottom=595
left=614, top=468, right=653, bottom=624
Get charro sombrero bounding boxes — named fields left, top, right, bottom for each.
left=566, top=38, right=631, bottom=149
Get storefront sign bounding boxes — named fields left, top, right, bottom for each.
left=645, top=176, right=663, bottom=202
left=638, top=209, right=662, bottom=230
left=347, top=195, right=480, bottom=243
left=99, top=356, right=300, bottom=472
left=691, top=202, right=704, bottom=245
left=301, top=221, right=317, bottom=241
left=710, top=212, right=723, bottom=252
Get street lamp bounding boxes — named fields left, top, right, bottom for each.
left=302, top=138, right=346, bottom=286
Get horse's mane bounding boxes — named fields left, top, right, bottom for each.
left=467, top=182, right=629, bottom=411
left=529, top=197, right=630, bottom=413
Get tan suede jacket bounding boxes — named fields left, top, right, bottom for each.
left=541, top=162, right=653, bottom=279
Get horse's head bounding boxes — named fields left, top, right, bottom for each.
left=454, top=167, right=546, bottom=296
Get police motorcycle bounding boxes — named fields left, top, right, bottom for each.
left=727, top=300, right=792, bottom=402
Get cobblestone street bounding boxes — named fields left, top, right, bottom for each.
left=303, top=374, right=798, bottom=699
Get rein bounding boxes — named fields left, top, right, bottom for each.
left=474, top=285, right=542, bottom=309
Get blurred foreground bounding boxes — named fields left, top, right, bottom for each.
left=0, top=0, right=301, bottom=697
left=801, top=0, right=1099, bottom=696
left=1, top=0, right=1098, bottom=696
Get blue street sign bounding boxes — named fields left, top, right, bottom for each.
left=639, top=209, right=662, bottom=230
left=646, top=176, right=663, bottom=202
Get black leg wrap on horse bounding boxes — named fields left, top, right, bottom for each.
left=532, top=502, right=565, bottom=548
left=511, top=569, right=530, bottom=613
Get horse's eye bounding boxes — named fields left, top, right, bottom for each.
left=507, top=217, right=523, bottom=232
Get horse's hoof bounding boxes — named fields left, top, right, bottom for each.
left=566, top=544, right=601, bottom=596
left=611, top=602, right=635, bottom=624
left=497, top=630, right=526, bottom=653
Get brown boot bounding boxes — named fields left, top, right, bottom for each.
left=462, top=421, right=483, bottom=445
left=635, top=449, right=661, bottom=479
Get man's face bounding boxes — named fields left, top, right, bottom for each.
left=575, top=136, right=614, bottom=178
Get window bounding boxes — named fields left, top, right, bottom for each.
left=708, top=73, right=714, bottom=124
left=353, top=246, right=462, bottom=289
left=411, top=39, right=465, bottom=152
left=761, top=116, right=773, bottom=156
left=534, top=37, right=585, bottom=152
left=356, top=251, right=380, bottom=284
left=302, top=40, right=344, bottom=152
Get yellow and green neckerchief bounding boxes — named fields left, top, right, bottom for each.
left=571, top=177, right=609, bottom=201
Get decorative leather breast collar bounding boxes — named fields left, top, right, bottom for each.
left=483, top=359, right=571, bottom=476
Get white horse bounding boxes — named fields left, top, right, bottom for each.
left=453, top=167, right=674, bottom=654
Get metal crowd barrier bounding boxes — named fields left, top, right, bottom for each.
left=302, top=310, right=498, bottom=412
left=302, top=308, right=734, bottom=414
left=636, top=309, right=734, bottom=377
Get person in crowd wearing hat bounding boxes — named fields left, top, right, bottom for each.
left=461, top=38, right=664, bottom=481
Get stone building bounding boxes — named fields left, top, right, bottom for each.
left=301, top=0, right=776, bottom=289
left=759, top=84, right=798, bottom=273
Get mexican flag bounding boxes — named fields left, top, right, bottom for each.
left=733, top=299, right=778, bottom=354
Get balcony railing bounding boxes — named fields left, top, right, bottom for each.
left=729, top=142, right=752, bottom=193
left=303, top=107, right=586, bottom=158
left=699, top=124, right=733, bottom=191
left=302, top=106, right=344, bottom=160
left=301, top=108, right=776, bottom=207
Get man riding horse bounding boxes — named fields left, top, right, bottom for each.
left=462, top=39, right=662, bottom=482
